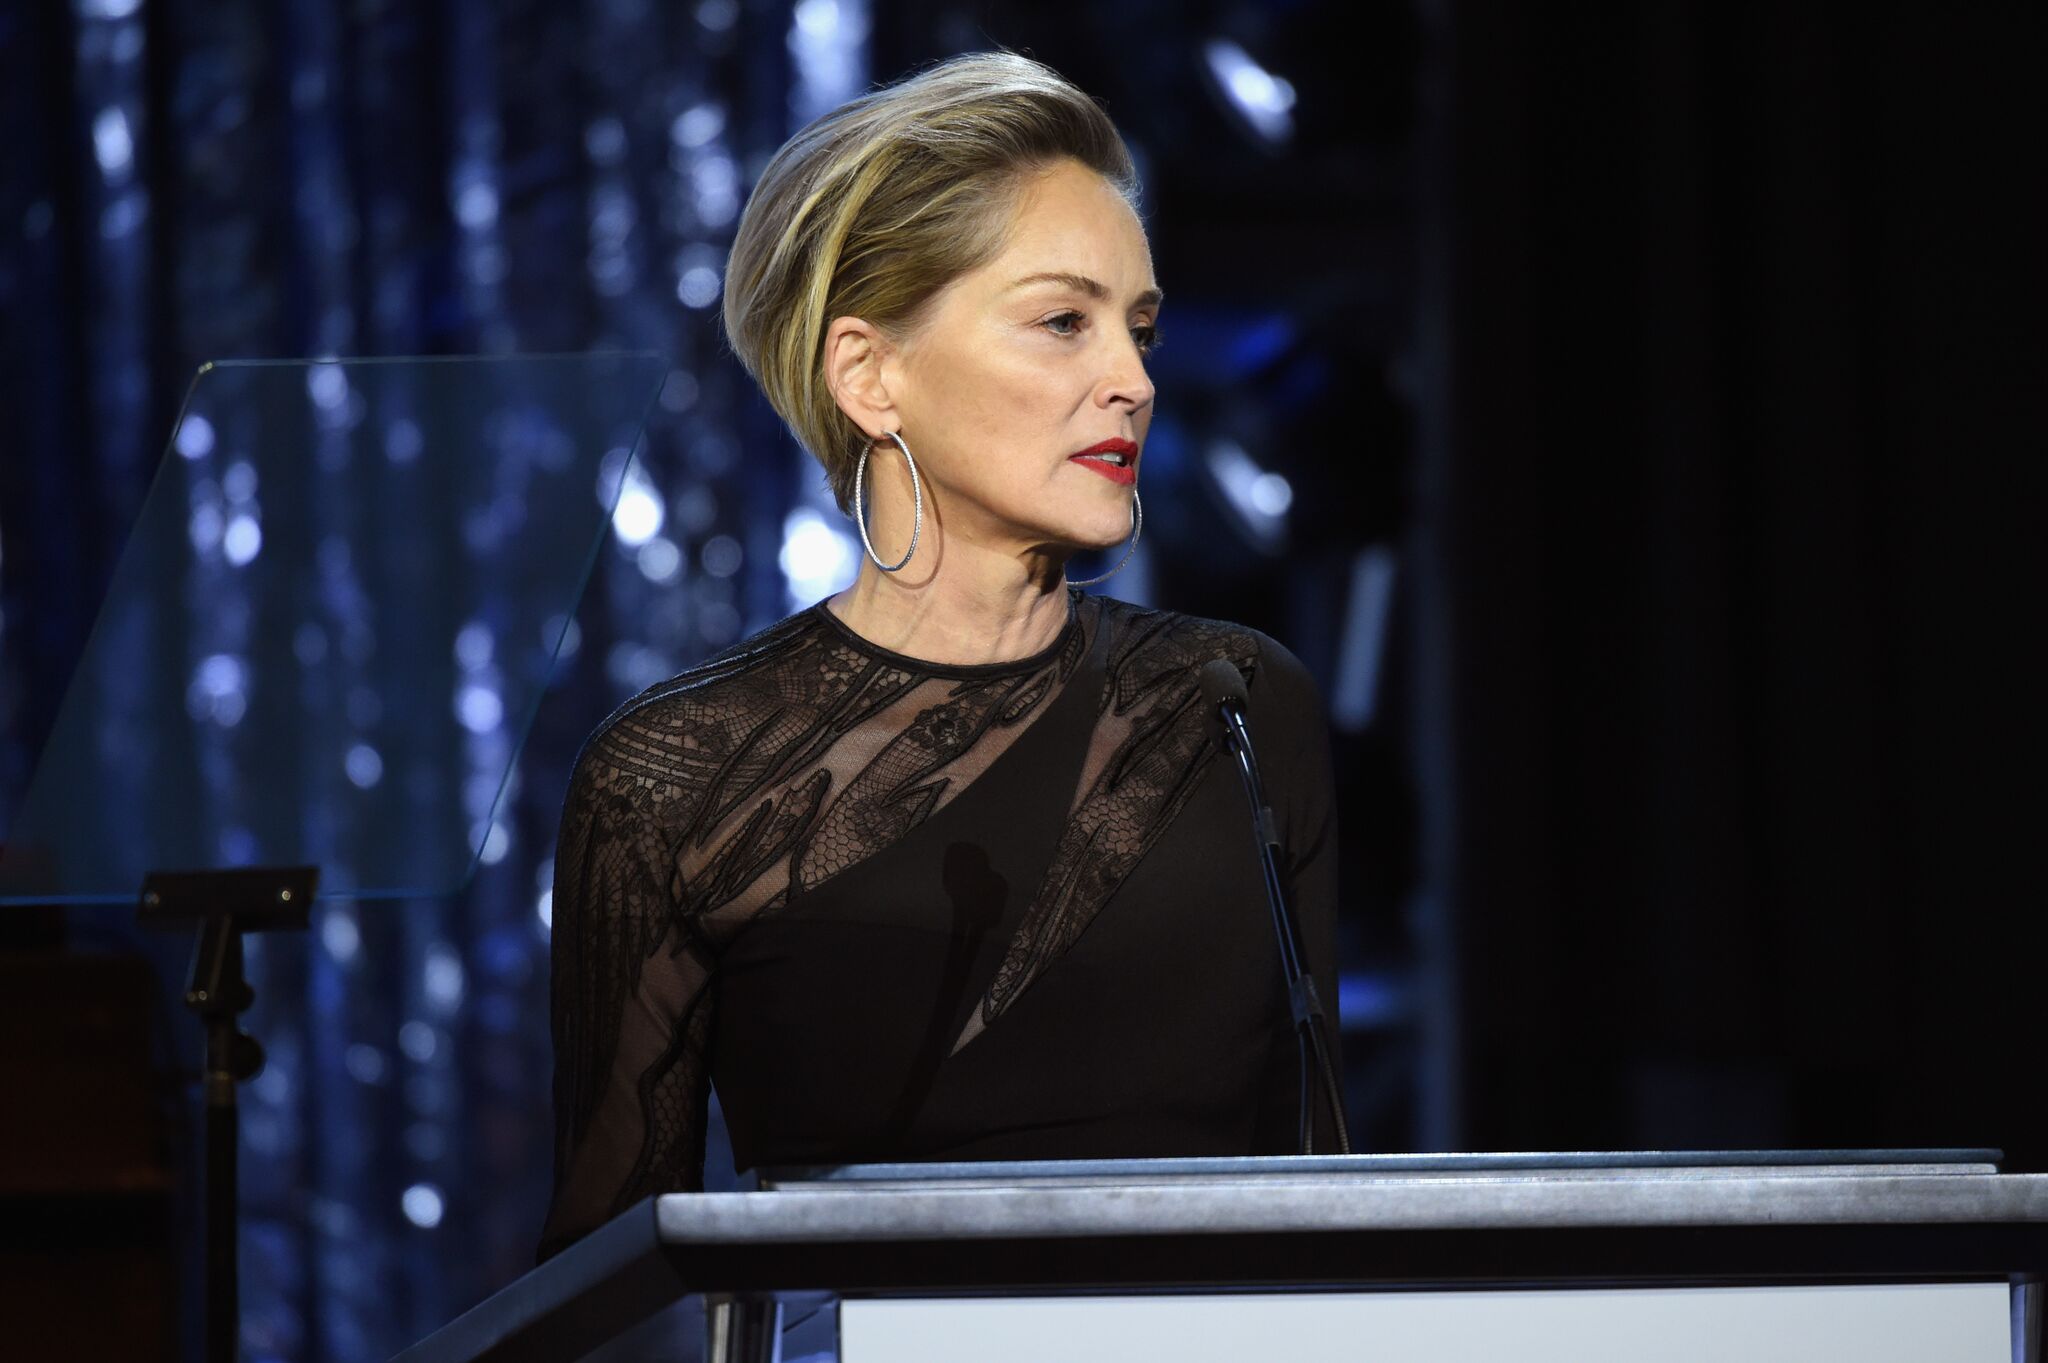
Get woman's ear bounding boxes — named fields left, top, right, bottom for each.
left=822, top=315, right=901, bottom=438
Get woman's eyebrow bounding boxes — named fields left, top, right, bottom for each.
left=1006, top=271, right=1164, bottom=310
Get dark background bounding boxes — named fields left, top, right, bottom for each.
left=1429, top=2, right=2044, bottom=1161
left=2, top=1, right=2042, bottom=1359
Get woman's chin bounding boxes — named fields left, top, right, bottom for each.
left=1002, top=496, right=1133, bottom=560
left=1065, top=522, right=1133, bottom=557
left=1067, top=491, right=1137, bottom=541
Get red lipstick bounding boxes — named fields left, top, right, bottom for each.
left=1068, top=437, right=1139, bottom=486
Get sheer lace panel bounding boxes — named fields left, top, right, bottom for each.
left=951, top=605, right=1261, bottom=1051
left=669, top=604, right=1091, bottom=938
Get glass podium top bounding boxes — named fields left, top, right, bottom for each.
left=0, top=352, right=668, bottom=904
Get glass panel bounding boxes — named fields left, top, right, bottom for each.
left=0, top=352, right=667, bottom=904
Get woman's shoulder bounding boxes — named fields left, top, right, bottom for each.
left=571, top=606, right=829, bottom=777
left=1089, top=595, right=1328, bottom=786
left=1089, top=593, right=1313, bottom=698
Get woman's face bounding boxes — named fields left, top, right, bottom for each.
left=866, top=158, right=1161, bottom=562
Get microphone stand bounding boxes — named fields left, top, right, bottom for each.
left=139, top=865, right=316, bottom=1363
left=1207, top=668, right=1351, bottom=1156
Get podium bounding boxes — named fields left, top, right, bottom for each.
left=394, top=1151, right=2048, bottom=1361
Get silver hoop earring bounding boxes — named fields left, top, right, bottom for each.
left=853, top=430, right=923, bottom=573
left=1068, top=491, right=1142, bottom=588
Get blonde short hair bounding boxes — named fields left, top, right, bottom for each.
left=720, top=50, right=1141, bottom=513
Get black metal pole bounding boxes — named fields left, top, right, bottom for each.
left=205, top=1002, right=240, bottom=1363
left=142, top=867, right=314, bottom=1363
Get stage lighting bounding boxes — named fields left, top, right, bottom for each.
left=1200, top=38, right=1296, bottom=149
left=1203, top=435, right=1292, bottom=554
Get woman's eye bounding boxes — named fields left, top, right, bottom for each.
left=1042, top=312, right=1164, bottom=355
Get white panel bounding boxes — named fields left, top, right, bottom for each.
left=840, top=1281, right=2011, bottom=1363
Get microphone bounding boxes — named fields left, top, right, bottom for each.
left=1197, top=657, right=1249, bottom=708
left=1200, top=659, right=1351, bottom=1156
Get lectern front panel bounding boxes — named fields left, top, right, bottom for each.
left=840, top=1281, right=2012, bottom=1363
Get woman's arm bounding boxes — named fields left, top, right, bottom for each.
left=536, top=713, right=715, bottom=1263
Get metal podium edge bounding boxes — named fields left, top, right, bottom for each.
left=391, top=1198, right=682, bottom=1363
left=656, top=1173, right=2048, bottom=1245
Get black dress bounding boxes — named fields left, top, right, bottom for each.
left=536, top=586, right=1341, bottom=1262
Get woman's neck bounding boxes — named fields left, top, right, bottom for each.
left=825, top=541, right=1072, bottom=667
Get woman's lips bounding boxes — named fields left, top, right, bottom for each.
left=1069, top=436, right=1138, bottom=486
left=1068, top=453, right=1137, bottom=486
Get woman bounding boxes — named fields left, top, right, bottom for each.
left=538, top=50, right=1340, bottom=1262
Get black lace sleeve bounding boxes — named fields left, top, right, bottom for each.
left=536, top=708, right=716, bottom=1263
